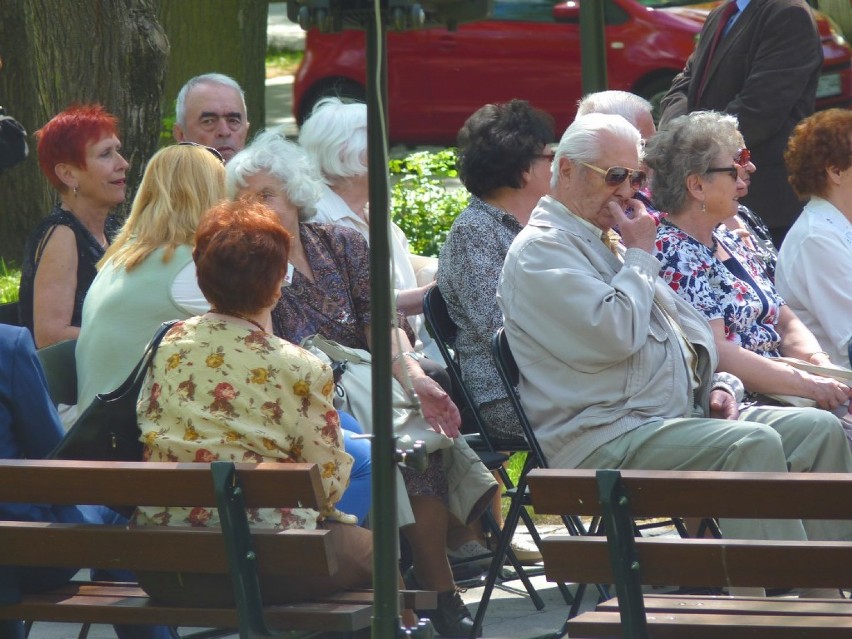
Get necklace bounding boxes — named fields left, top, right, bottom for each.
left=209, top=309, right=266, bottom=333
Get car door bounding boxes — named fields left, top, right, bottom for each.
left=420, top=0, right=582, bottom=143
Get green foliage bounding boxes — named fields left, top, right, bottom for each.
left=0, top=260, right=21, bottom=304
left=390, top=149, right=469, bottom=257
left=160, top=115, right=176, bottom=148
left=266, top=47, right=304, bottom=76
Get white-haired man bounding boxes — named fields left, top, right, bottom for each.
left=497, top=114, right=852, bottom=596
left=173, top=73, right=249, bottom=162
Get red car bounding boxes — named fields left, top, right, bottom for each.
left=293, top=0, right=852, bottom=145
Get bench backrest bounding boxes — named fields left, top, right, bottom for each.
left=528, top=468, right=852, bottom=624
left=0, top=460, right=333, bottom=576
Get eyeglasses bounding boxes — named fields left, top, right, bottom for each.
left=735, top=148, right=751, bottom=167
left=580, top=161, right=647, bottom=189
left=177, top=141, right=225, bottom=165
left=705, top=166, right=739, bottom=180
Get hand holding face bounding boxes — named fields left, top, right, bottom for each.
left=609, top=199, right=657, bottom=254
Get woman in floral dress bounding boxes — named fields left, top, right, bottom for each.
left=133, top=199, right=374, bottom=606
left=645, top=111, right=851, bottom=411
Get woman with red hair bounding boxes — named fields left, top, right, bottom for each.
left=18, top=104, right=128, bottom=347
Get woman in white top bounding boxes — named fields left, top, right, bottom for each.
left=75, top=143, right=226, bottom=410
left=298, top=97, right=444, bottom=364
left=776, top=109, right=852, bottom=367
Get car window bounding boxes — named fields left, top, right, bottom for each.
left=491, top=0, right=630, bottom=25
left=491, top=0, right=559, bottom=22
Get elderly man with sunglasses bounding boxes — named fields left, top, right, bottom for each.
left=497, top=114, right=852, bottom=589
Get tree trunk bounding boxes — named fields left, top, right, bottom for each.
left=0, top=0, right=168, bottom=264
left=158, top=0, right=268, bottom=145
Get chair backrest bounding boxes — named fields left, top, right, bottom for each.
left=491, top=327, right=549, bottom=468
left=36, top=338, right=78, bottom=406
left=422, top=286, right=490, bottom=438
left=0, top=301, right=20, bottom=326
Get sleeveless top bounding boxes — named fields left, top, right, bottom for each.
left=18, top=205, right=120, bottom=334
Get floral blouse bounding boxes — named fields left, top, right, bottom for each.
left=134, top=316, right=353, bottom=531
left=271, top=223, right=411, bottom=349
left=655, top=222, right=785, bottom=357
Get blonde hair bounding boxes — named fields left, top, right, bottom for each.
left=101, top=144, right=225, bottom=271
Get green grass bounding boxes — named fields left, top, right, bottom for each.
left=266, top=47, right=304, bottom=78
left=0, top=260, right=20, bottom=303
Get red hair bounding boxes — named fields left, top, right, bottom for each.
left=785, top=109, right=852, bottom=199
left=194, top=198, right=292, bottom=315
left=35, top=104, right=119, bottom=190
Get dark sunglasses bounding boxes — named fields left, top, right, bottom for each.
left=706, top=166, right=739, bottom=180
left=580, top=161, right=647, bottom=189
left=735, top=148, right=751, bottom=167
left=177, top=141, right=225, bottom=165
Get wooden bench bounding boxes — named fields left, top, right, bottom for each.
left=0, top=460, right=435, bottom=638
left=527, top=468, right=852, bottom=639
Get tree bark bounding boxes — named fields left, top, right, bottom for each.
left=158, top=0, right=268, bottom=144
left=0, top=0, right=168, bottom=264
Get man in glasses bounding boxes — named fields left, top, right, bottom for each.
left=659, top=0, right=822, bottom=247
left=173, top=73, right=250, bottom=162
left=497, top=113, right=852, bottom=574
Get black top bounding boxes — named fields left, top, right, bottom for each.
left=18, top=205, right=120, bottom=335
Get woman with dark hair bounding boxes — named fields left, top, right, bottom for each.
left=647, top=110, right=851, bottom=410
left=776, top=109, right=852, bottom=367
left=134, top=199, right=376, bottom=607
left=436, top=100, right=554, bottom=565
left=19, top=104, right=129, bottom=347
left=438, top=100, right=554, bottom=447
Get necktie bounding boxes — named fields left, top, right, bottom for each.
left=697, top=1, right=739, bottom=101
left=601, top=229, right=622, bottom=256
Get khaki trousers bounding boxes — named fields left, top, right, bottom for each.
left=578, top=405, right=852, bottom=542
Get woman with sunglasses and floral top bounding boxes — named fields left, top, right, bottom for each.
left=646, top=111, right=852, bottom=411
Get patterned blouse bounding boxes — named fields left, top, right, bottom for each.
left=437, top=196, right=523, bottom=407
left=271, top=223, right=411, bottom=349
left=135, top=316, right=353, bottom=530
left=655, top=221, right=785, bottom=357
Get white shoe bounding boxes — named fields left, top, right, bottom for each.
left=508, top=536, right=542, bottom=565
left=446, top=540, right=491, bottom=570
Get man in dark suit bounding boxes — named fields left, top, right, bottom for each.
left=659, top=0, right=822, bottom=246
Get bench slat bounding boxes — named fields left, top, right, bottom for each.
left=0, top=522, right=336, bottom=575
left=568, top=610, right=852, bottom=639
left=598, top=595, right=852, bottom=617
left=540, top=536, right=852, bottom=589
left=528, top=469, right=852, bottom=519
left=0, top=460, right=324, bottom=509
left=1, top=593, right=373, bottom=631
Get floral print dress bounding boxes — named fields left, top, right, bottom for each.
left=655, top=222, right=785, bottom=358
left=134, top=316, right=353, bottom=531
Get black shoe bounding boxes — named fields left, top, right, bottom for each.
left=404, top=568, right=481, bottom=638
left=421, top=588, right=476, bottom=638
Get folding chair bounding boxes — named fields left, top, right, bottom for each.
left=491, top=327, right=612, bottom=621
left=36, top=338, right=78, bottom=407
left=423, top=287, right=564, bottom=637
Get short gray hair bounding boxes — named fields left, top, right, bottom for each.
left=551, top=113, right=642, bottom=190
left=226, top=129, right=324, bottom=221
left=298, top=97, right=368, bottom=183
left=576, top=90, right=652, bottom=130
left=644, top=111, right=743, bottom=214
left=175, top=73, right=246, bottom=128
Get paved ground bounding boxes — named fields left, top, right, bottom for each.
left=25, top=8, right=580, bottom=639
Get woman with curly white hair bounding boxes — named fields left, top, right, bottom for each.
left=298, top=97, right=444, bottom=364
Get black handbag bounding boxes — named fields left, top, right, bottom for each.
left=48, top=320, right=179, bottom=461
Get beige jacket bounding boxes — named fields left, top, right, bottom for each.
left=497, top=196, right=741, bottom=469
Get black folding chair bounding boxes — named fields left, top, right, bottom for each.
left=423, top=287, right=564, bottom=637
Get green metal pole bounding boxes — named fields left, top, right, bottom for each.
left=365, top=11, right=402, bottom=639
left=580, top=0, right=608, bottom=95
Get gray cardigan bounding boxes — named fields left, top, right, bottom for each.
left=498, top=196, right=742, bottom=468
